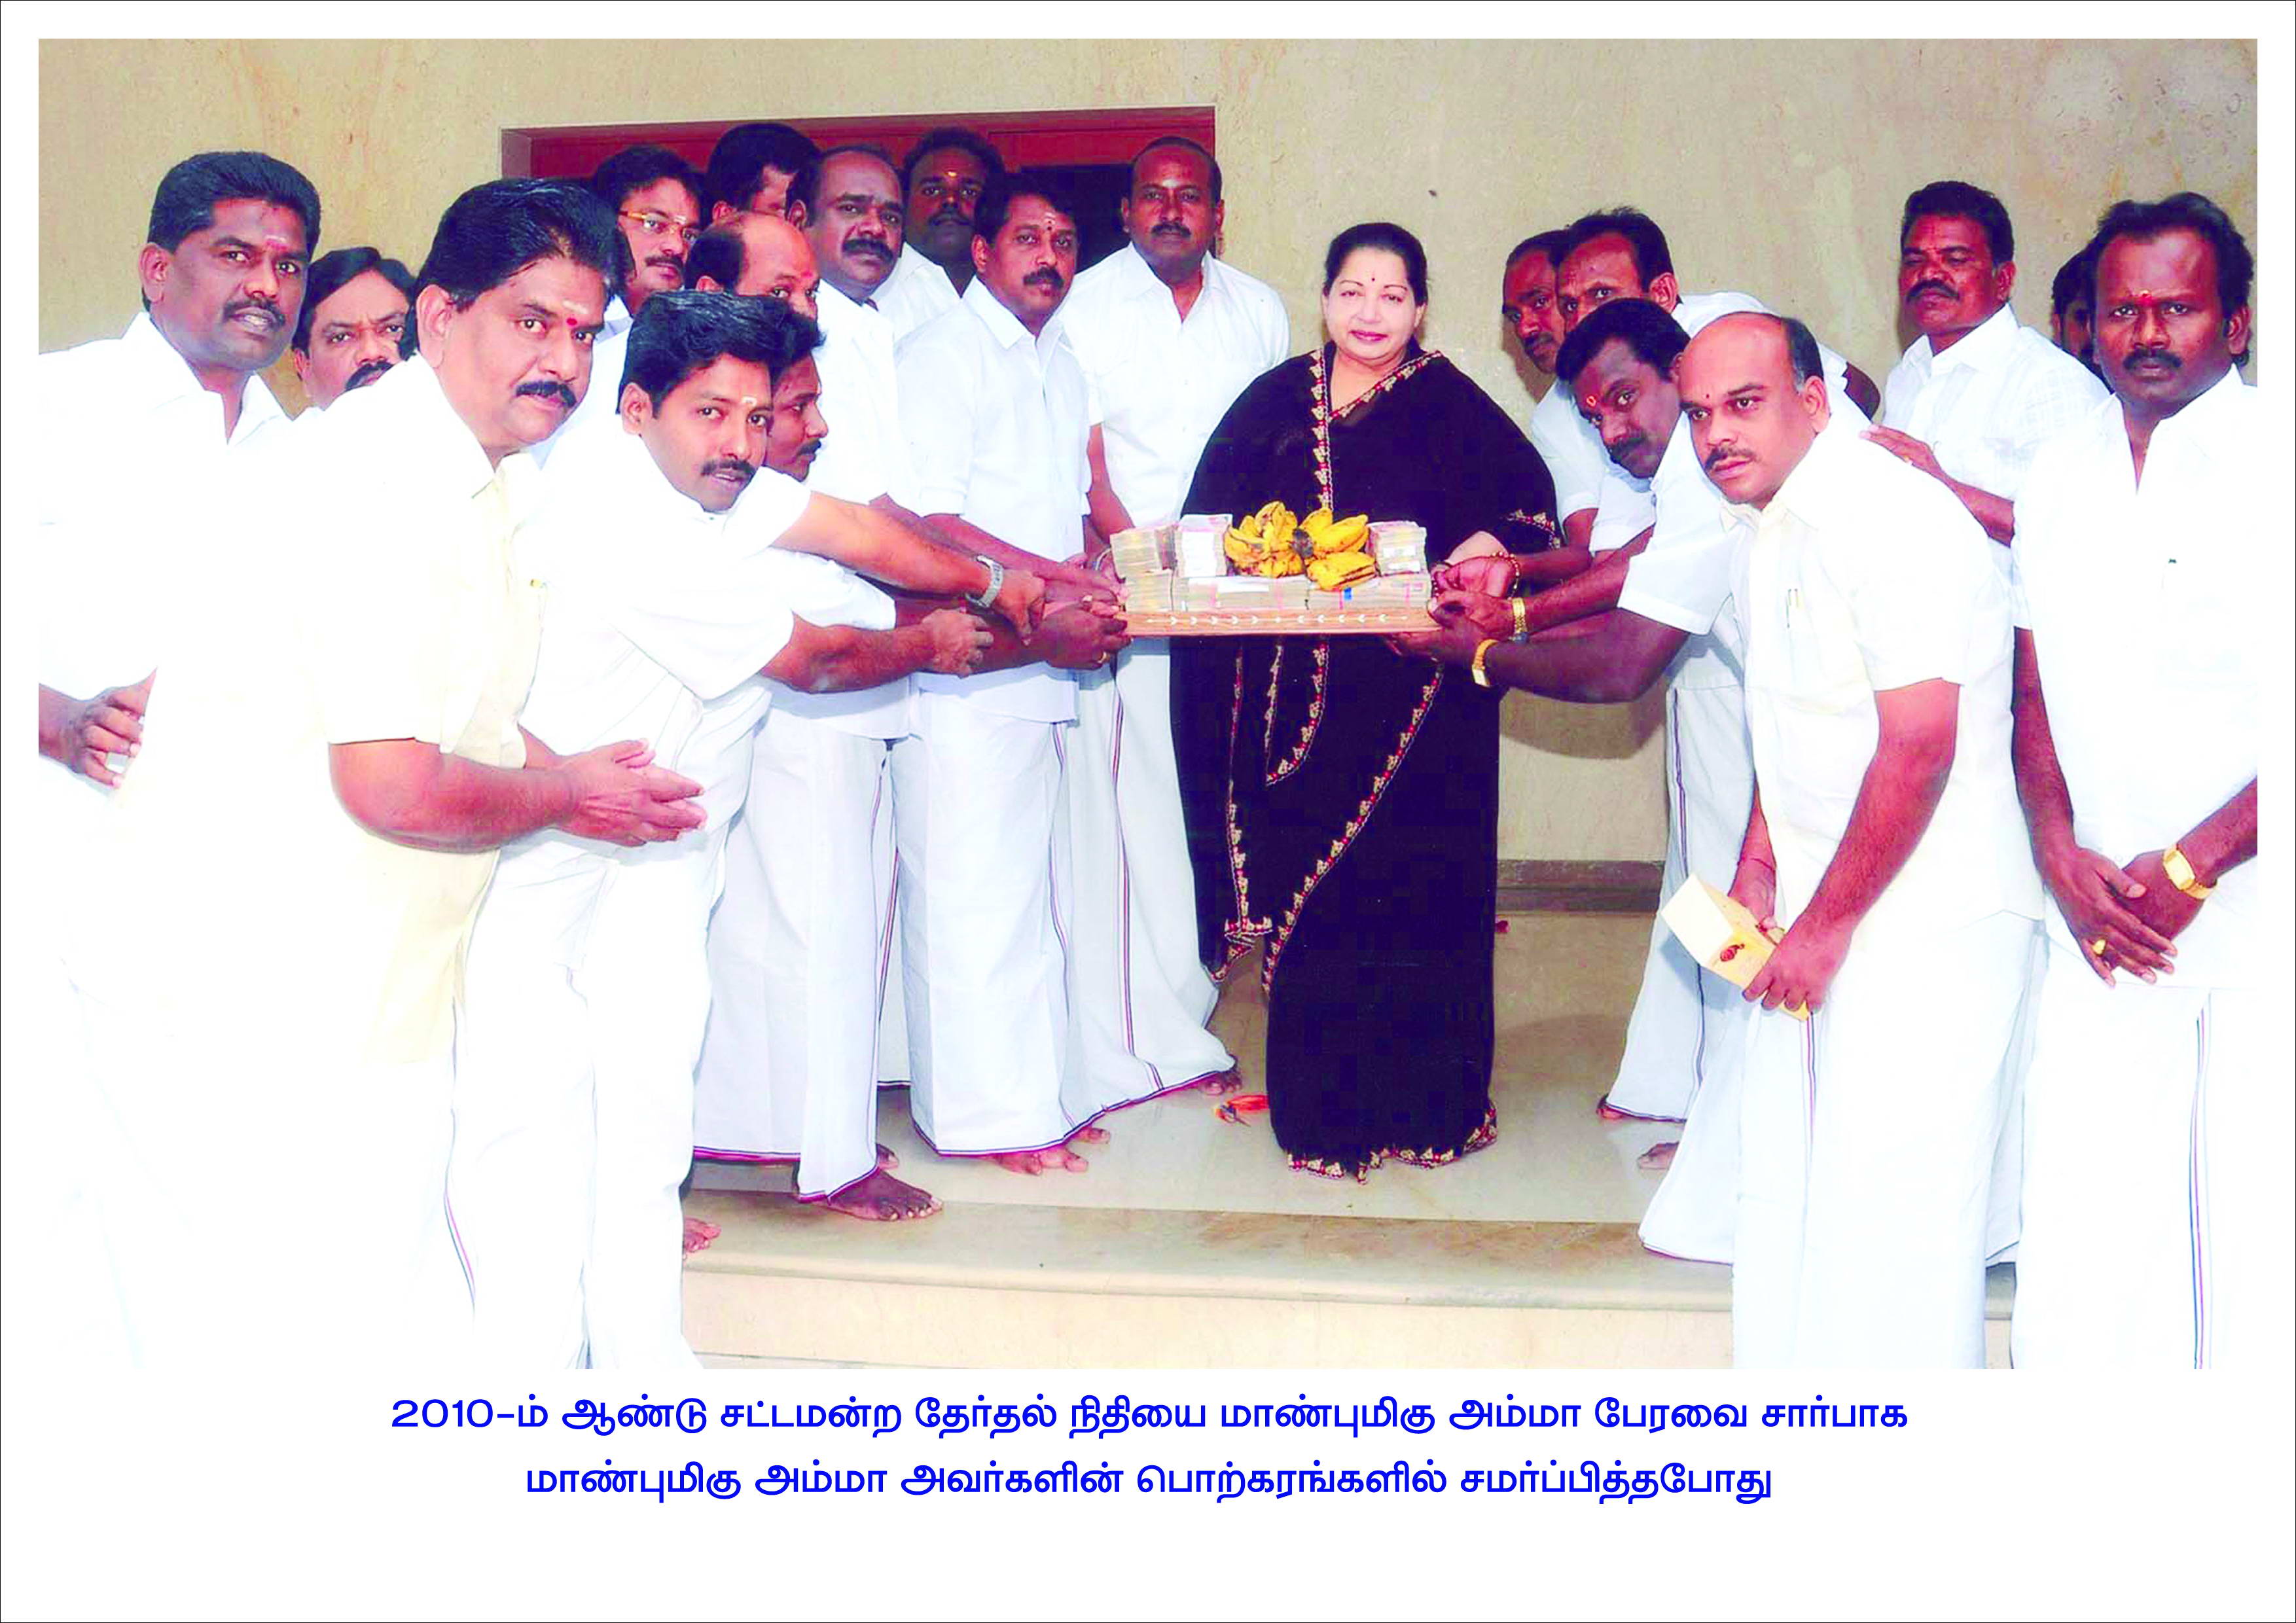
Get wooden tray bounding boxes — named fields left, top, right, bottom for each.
left=1122, top=605, right=1436, bottom=635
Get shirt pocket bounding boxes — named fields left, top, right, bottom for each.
left=1777, top=580, right=1871, bottom=717
left=2155, top=553, right=2246, bottom=690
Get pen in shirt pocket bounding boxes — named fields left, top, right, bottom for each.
left=1785, top=586, right=1801, bottom=628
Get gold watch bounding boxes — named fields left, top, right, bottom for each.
left=1471, top=637, right=1500, bottom=688
left=1510, top=595, right=1530, bottom=642
left=2162, top=843, right=2214, bottom=900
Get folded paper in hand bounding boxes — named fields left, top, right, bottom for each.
left=1659, top=876, right=1809, bottom=1021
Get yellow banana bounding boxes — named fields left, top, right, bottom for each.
left=1306, top=550, right=1376, bottom=590
left=1315, top=514, right=1369, bottom=556
left=1224, top=530, right=1263, bottom=571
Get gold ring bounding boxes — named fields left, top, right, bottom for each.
left=2089, top=937, right=2109, bottom=957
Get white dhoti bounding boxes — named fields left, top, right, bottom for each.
left=1733, top=908, right=2032, bottom=1368
left=1626, top=656, right=1755, bottom=1267
left=1058, top=639, right=1233, bottom=1118
left=891, top=690, right=1076, bottom=1153
left=82, top=993, right=467, bottom=1370
left=696, top=707, right=897, bottom=1200
left=2011, top=945, right=2274, bottom=1370
left=452, top=839, right=719, bottom=1370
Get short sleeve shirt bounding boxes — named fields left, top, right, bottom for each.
left=1880, top=304, right=2108, bottom=510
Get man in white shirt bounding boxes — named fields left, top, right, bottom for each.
left=290, top=246, right=414, bottom=408
left=702, top=121, right=819, bottom=225
left=1867, top=181, right=2107, bottom=546
left=1059, top=137, right=1289, bottom=1108
left=454, top=292, right=1017, bottom=1366
left=2005, top=195, right=2270, bottom=1370
left=23, top=149, right=318, bottom=1369
left=2049, top=245, right=2101, bottom=376
left=65, top=179, right=713, bottom=1368
left=894, top=171, right=1130, bottom=1173
left=533, top=145, right=705, bottom=461
left=1685, top=313, right=2041, bottom=1367
left=878, top=126, right=1000, bottom=338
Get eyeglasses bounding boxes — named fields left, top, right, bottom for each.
left=619, top=209, right=701, bottom=247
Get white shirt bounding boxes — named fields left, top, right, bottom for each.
left=31, top=313, right=292, bottom=855
left=2009, top=368, right=2259, bottom=986
left=896, top=278, right=1091, bottom=723
left=531, top=294, right=634, bottom=466
left=1880, top=303, right=2108, bottom=507
left=1725, top=425, right=2041, bottom=941
left=512, top=421, right=822, bottom=843
left=872, top=243, right=961, bottom=342
left=1060, top=244, right=1290, bottom=526
left=81, top=356, right=549, bottom=1063
left=783, top=280, right=916, bottom=738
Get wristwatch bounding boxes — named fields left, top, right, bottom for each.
left=1470, top=637, right=1500, bottom=688
left=967, top=554, right=1005, bottom=611
left=2162, top=843, right=2214, bottom=900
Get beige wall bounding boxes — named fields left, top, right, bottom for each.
left=39, top=37, right=2257, bottom=863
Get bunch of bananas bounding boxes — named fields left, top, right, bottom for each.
left=1223, top=502, right=1378, bottom=590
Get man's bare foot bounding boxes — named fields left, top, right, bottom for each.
left=824, top=1168, right=941, bottom=1221
left=1636, top=1141, right=1679, bottom=1171
left=1198, top=1065, right=1246, bottom=1096
left=1069, top=1124, right=1109, bottom=1145
left=876, top=1143, right=899, bottom=1171
left=992, top=1145, right=1090, bottom=1175
left=682, top=1217, right=721, bottom=1256
left=1598, top=1099, right=1630, bottom=1121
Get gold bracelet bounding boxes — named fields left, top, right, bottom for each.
left=1510, top=595, right=1530, bottom=642
left=2162, top=843, right=2214, bottom=899
left=1471, top=637, right=1500, bottom=688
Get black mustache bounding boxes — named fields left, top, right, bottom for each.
left=1024, top=269, right=1065, bottom=292
left=700, top=457, right=756, bottom=482
left=346, top=357, right=396, bottom=391
left=1609, top=435, right=1648, bottom=463
left=1151, top=223, right=1190, bottom=238
left=516, top=380, right=579, bottom=410
left=224, top=297, right=283, bottom=325
left=645, top=252, right=683, bottom=270
left=2124, top=347, right=2179, bottom=370
left=844, top=237, right=892, bottom=261
left=1704, top=445, right=1742, bottom=473
left=1905, top=279, right=1954, bottom=304
left=928, top=205, right=969, bottom=228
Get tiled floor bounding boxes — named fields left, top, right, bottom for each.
left=691, top=911, right=1681, bottom=1226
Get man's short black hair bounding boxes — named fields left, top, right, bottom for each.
left=293, top=247, right=415, bottom=353
left=1506, top=229, right=1570, bottom=271
left=619, top=289, right=823, bottom=408
left=2082, top=190, right=2254, bottom=317
left=1900, top=179, right=2015, bottom=264
left=1131, top=135, right=1221, bottom=204
left=147, top=149, right=321, bottom=253
left=1560, top=207, right=1674, bottom=286
left=973, top=170, right=1083, bottom=247
left=1778, top=315, right=1826, bottom=387
left=793, top=143, right=899, bottom=217
left=1554, top=298, right=1690, bottom=386
left=2050, top=245, right=2097, bottom=317
left=588, top=143, right=702, bottom=217
left=703, top=122, right=821, bottom=217
left=400, top=179, right=622, bottom=358
left=683, top=219, right=749, bottom=291
left=900, top=126, right=1006, bottom=194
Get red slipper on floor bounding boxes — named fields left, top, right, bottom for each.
left=1217, top=1093, right=1270, bottom=1124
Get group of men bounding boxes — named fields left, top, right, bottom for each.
left=1421, top=183, right=2263, bottom=1368
left=34, top=118, right=1287, bottom=1370
left=30, top=113, right=2265, bottom=1374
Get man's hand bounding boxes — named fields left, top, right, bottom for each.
left=992, top=568, right=1049, bottom=639
left=922, top=608, right=994, bottom=675
left=1431, top=554, right=1517, bottom=597
left=1385, top=592, right=1487, bottom=665
left=1728, top=855, right=1778, bottom=934
left=2036, top=838, right=2176, bottom=984
left=556, top=740, right=707, bottom=847
left=1744, top=912, right=1850, bottom=1014
left=1861, top=427, right=1949, bottom=485
left=2119, top=847, right=2205, bottom=953
left=41, top=673, right=155, bottom=787
left=1031, top=599, right=1129, bottom=670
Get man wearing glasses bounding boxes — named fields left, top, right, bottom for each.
left=537, top=144, right=705, bottom=460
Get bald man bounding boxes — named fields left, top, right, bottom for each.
left=1679, top=313, right=2038, bottom=1368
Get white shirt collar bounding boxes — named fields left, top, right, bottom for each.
left=961, top=275, right=1064, bottom=355
left=601, top=295, right=634, bottom=338
left=1910, top=301, right=2018, bottom=377
left=1723, top=416, right=1859, bottom=533
left=120, top=310, right=289, bottom=438
left=2128, top=361, right=2248, bottom=457
left=1113, top=242, right=1223, bottom=306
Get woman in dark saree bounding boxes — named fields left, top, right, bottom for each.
left=1175, top=222, right=1559, bottom=1181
